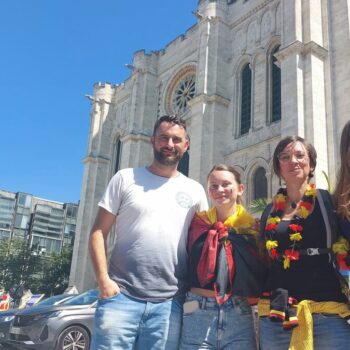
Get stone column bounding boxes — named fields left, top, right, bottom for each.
left=278, top=0, right=305, bottom=136
left=69, top=84, right=115, bottom=292
left=188, top=11, right=231, bottom=185
left=301, top=0, right=329, bottom=188
left=327, top=0, right=350, bottom=175
left=277, top=0, right=331, bottom=188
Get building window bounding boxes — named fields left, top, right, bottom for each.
left=51, top=208, right=64, bottom=217
left=14, top=214, right=29, bottom=229
left=64, top=223, right=76, bottom=235
left=65, top=204, right=78, bottom=218
left=240, top=64, right=252, bottom=135
left=31, top=236, right=61, bottom=254
left=253, top=167, right=267, bottom=200
left=0, top=196, right=15, bottom=230
left=17, top=193, right=32, bottom=207
left=114, top=139, right=122, bottom=174
left=271, top=46, right=281, bottom=122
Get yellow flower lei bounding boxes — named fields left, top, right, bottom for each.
left=265, top=184, right=317, bottom=268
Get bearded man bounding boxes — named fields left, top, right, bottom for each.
left=89, top=115, right=208, bottom=350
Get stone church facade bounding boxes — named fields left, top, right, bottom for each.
left=70, top=0, right=350, bottom=292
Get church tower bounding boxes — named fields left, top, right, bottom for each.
left=70, top=0, right=350, bottom=292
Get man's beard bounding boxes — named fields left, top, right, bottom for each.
left=153, top=147, right=182, bottom=166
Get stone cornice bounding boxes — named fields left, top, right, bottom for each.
left=198, top=13, right=232, bottom=26
left=189, top=93, right=231, bottom=108
left=197, top=15, right=232, bottom=29
left=276, top=40, right=328, bottom=62
left=129, top=68, right=158, bottom=79
left=303, top=41, right=328, bottom=60
left=275, top=41, right=304, bottom=62
left=83, top=155, right=110, bottom=165
left=120, top=133, right=150, bottom=143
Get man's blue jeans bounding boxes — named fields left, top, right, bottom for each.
left=91, top=292, right=184, bottom=350
left=179, top=292, right=257, bottom=349
left=259, top=313, right=350, bottom=349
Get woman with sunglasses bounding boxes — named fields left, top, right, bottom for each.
left=259, top=136, right=350, bottom=349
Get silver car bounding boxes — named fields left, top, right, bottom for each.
left=8, top=289, right=98, bottom=350
left=0, top=294, right=74, bottom=349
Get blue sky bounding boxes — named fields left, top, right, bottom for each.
left=0, top=0, right=197, bottom=203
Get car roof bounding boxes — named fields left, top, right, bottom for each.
left=0, top=294, right=75, bottom=317
left=61, top=289, right=98, bottom=306
left=38, top=294, right=75, bottom=306
left=15, top=289, right=99, bottom=316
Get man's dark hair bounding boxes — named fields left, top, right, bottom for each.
left=152, top=115, right=187, bottom=137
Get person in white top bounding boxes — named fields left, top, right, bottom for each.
left=89, top=115, right=208, bottom=350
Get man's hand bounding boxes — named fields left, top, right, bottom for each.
left=89, top=207, right=118, bottom=299
left=98, top=277, right=120, bottom=299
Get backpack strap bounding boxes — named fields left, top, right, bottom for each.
left=317, top=189, right=337, bottom=249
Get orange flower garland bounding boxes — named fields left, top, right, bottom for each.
left=265, top=184, right=317, bottom=269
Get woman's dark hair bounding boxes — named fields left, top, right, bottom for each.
left=272, top=136, right=317, bottom=178
left=334, top=121, right=350, bottom=219
left=207, top=164, right=243, bottom=204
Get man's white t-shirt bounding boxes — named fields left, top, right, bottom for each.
left=98, top=167, right=208, bottom=301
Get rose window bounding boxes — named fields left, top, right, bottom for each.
left=171, top=74, right=196, bottom=114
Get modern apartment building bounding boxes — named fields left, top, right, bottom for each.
left=0, top=189, right=78, bottom=255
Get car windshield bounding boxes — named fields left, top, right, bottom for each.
left=63, top=289, right=99, bottom=306
left=38, top=294, right=73, bottom=306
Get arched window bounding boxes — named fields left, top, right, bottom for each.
left=114, top=139, right=122, bottom=174
left=271, top=46, right=281, bottom=122
left=253, top=167, right=267, bottom=200
left=240, top=64, right=252, bottom=135
left=178, top=151, right=189, bottom=177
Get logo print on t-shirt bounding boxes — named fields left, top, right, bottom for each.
left=176, top=192, right=193, bottom=209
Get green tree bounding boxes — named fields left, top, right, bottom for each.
left=39, top=246, right=73, bottom=296
left=0, top=238, right=43, bottom=292
left=0, top=239, right=73, bottom=296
